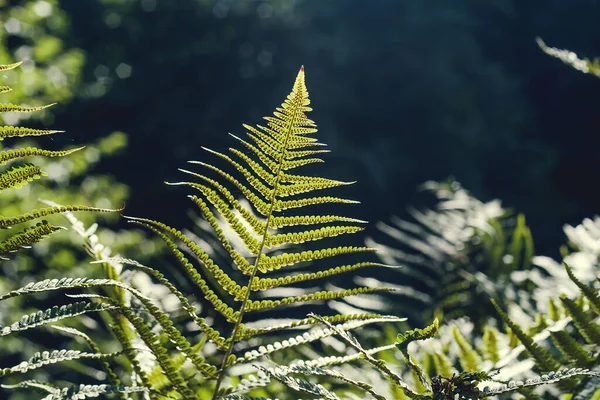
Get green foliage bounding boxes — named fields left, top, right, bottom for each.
left=366, top=180, right=535, bottom=328
left=1, top=66, right=402, bottom=400
left=0, top=60, right=121, bottom=261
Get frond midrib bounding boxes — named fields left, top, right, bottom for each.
left=211, top=67, right=307, bottom=399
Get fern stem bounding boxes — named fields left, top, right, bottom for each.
left=211, top=67, right=305, bottom=400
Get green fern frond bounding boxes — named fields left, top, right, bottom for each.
left=559, top=295, right=600, bottom=345
left=0, top=301, right=115, bottom=336
left=0, top=146, right=85, bottom=165
left=397, top=318, right=439, bottom=352
left=0, top=220, right=64, bottom=260
left=431, top=352, right=454, bottom=378
left=550, top=330, right=595, bottom=365
left=260, top=364, right=387, bottom=400
left=236, top=317, right=402, bottom=364
left=254, top=365, right=341, bottom=400
left=0, top=102, right=55, bottom=113
left=491, top=299, right=561, bottom=372
left=564, top=262, right=600, bottom=315
left=0, top=61, right=22, bottom=71
left=481, top=326, right=501, bottom=364
left=240, top=313, right=405, bottom=339
left=244, top=287, right=395, bottom=312
left=451, top=326, right=481, bottom=372
left=0, top=162, right=46, bottom=190
left=116, top=67, right=397, bottom=398
left=483, top=368, right=600, bottom=396
left=0, top=126, right=64, bottom=140
left=3, top=382, right=150, bottom=400
left=0, top=349, right=121, bottom=377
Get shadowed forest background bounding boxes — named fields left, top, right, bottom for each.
left=0, top=0, right=600, bottom=253
left=2, top=0, right=600, bottom=259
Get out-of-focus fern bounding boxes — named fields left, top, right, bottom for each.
left=0, top=61, right=121, bottom=261
left=366, top=179, right=534, bottom=328
left=537, top=38, right=600, bottom=79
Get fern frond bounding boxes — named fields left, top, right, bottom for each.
left=0, top=146, right=85, bottom=165
left=451, top=326, right=481, bottom=372
left=251, top=262, right=393, bottom=291
left=310, top=313, right=419, bottom=397
left=104, top=67, right=397, bottom=399
left=257, top=246, right=377, bottom=273
left=254, top=365, right=341, bottom=400
left=96, top=256, right=228, bottom=349
left=0, top=102, right=55, bottom=112
left=0, top=162, right=46, bottom=190
left=269, top=214, right=366, bottom=229
left=491, top=299, right=561, bottom=371
left=236, top=317, right=402, bottom=364
left=245, top=287, right=395, bottom=312
left=564, top=262, right=600, bottom=315
left=260, top=364, right=387, bottom=400
left=481, top=325, right=501, bottom=364
left=550, top=330, right=595, bottom=365
left=0, top=350, right=120, bottom=377
left=240, top=313, right=405, bottom=338
left=0, top=61, right=23, bottom=71
left=0, top=301, right=115, bottom=336
left=483, top=368, right=600, bottom=396
left=0, top=221, right=64, bottom=260
left=0, top=126, right=64, bottom=140
left=0, top=204, right=125, bottom=229
left=560, top=294, right=600, bottom=345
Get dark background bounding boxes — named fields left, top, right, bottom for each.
left=32, top=0, right=600, bottom=257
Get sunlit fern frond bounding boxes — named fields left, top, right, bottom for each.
left=0, top=61, right=121, bottom=261
left=1, top=67, right=399, bottom=400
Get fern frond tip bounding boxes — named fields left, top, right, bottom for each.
left=0, top=61, right=23, bottom=71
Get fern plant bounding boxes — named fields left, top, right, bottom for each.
left=0, top=65, right=403, bottom=399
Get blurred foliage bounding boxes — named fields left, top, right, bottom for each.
left=0, top=4, right=164, bottom=398
left=0, top=0, right=84, bottom=124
